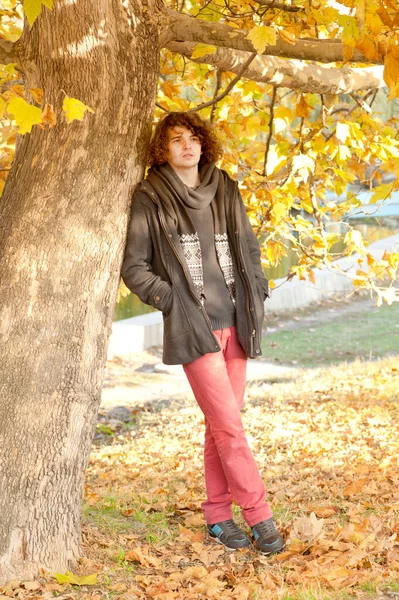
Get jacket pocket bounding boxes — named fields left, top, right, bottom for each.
left=254, top=279, right=266, bottom=326
left=163, top=287, right=193, bottom=341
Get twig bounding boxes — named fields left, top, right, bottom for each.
left=156, top=103, right=170, bottom=113
left=298, top=116, right=304, bottom=153
left=324, top=90, right=374, bottom=142
left=368, top=88, right=379, bottom=109
left=194, top=0, right=214, bottom=16
left=309, top=174, right=323, bottom=230
left=253, top=0, right=305, bottom=12
left=263, top=86, right=277, bottom=177
left=189, top=52, right=257, bottom=113
left=309, top=0, right=319, bottom=39
left=210, top=68, right=223, bottom=123
left=351, top=92, right=373, bottom=114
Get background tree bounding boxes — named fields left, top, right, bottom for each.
left=0, top=0, right=398, bottom=583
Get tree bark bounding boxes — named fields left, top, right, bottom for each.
left=167, top=41, right=386, bottom=94
left=0, top=40, right=18, bottom=65
left=163, top=9, right=376, bottom=65
left=0, top=0, right=162, bottom=582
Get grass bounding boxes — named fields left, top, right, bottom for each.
left=261, top=301, right=399, bottom=367
left=83, top=491, right=171, bottom=543
left=278, top=589, right=353, bottom=600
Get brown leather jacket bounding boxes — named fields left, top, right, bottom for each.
left=121, top=169, right=269, bottom=365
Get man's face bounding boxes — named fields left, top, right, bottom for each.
left=165, top=126, right=202, bottom=170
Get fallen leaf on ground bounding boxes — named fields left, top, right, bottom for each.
left=53, top=572, right=97, bottom=586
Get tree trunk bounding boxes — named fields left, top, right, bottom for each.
left=0, top=0, right=162, bottom=582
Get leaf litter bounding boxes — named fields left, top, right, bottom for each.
left=2, top=354, right=398, bottom=600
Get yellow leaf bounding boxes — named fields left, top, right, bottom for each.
left=23, top=0, right=52, bottom=26
left=53, top=571, right=97, bottom=586
left=366, top=12, right=382, bottom=36
left=23, top=0, right=42, bottom=26
left=384, top=36, right=399, bottom=95
left=336, top=122, right=350, bottom=143
left=271, top=202, right=287, bottom=223
left=292, top=153, right=315, bottom=182
left=295, top=95, right=310, bottom=119
left=162, top=81, right=180, bottom=99
left=274, top=118, right=288, bottom=134
left=7, top=96, right=42, bottom=134
left=9, top=84, right=25, bottom=97
left=369, top=182, right=394, bottom=203
left=62, top=96, right=94, bottom=123
left=337, top=14, right=359, bottom=61
left=337, top=144, right=351, bottom=164
left=265, top=146, right=285, bottom=177
left=274, top=106, right=292, bottom=122
left=278, top=28, right=296, bottom=45
left=191, top=44, right=217, bottom=59
left=247, top=26, right=277, bottom=54
left=0, top=97, right=6, bottom=119
left=356, top=35, right=378, bottom=61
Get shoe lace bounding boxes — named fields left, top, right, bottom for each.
left=220, top=519, right=242, bottom=536
left=253, top=518, right=277, bottom=538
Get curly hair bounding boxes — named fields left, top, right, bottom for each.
left=148, top=112, right=223, bottom=167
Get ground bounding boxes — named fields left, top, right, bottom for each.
left=1, top=292, right=398, bottom=600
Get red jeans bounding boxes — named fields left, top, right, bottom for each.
left=183, top=326, right=272, bottom=527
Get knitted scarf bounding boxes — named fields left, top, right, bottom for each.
left=146, top=162, right=236, bottom=304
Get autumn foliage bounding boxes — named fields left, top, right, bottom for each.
left=1, top=0, right=399, bottom=303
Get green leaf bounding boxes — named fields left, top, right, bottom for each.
left=191, top=44, right=217, bottom=59
left=7, top=96, right=42, bottom=134
left=62, top=96, right=94, bottom=123
left=53, top=571, right=97, bottom=586
left=247, top=26, right=277, bottom=54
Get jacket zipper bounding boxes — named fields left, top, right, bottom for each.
left=231, top=186, right=258, bottom=355
left=149, top=191, right=221, bottom=352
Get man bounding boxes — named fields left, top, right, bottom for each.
left=121, top=111, right=284, bottom=555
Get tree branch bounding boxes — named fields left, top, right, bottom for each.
left=189, top=52, right=256, bottom=112
left=0, top=40, right=18, bottom=65
left=156, top=102, right=170, bottom=112
left=210, top=68, right=222, bottom=122
left=166, top=41, right=385, bottom=95
left=162, top=9, right=377, bottom=64
left=263, top=86, right=277, bottom=177
left=254, top=0, right=305, bottom=12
